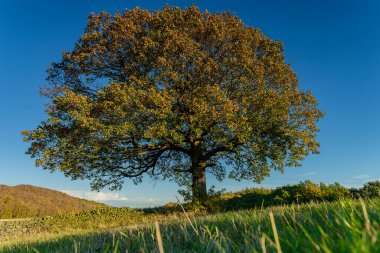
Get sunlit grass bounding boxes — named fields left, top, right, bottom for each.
left=1, top=198, right=380, bottom=252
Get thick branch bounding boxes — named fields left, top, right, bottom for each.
left=203, top=139, right=240, bottom=160
left=130, top=137, right=190, bottom=156
left=116, top=145, right=191, bottom=178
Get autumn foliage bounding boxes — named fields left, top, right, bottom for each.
left=23, top=6, right=323, bottom=204
left=0, top=185, right=106, bottom=219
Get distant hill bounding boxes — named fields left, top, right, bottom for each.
left=0, top=185, right=108, bottom=219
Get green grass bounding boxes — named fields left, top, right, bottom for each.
left=1, top=198, right=380, bottom=252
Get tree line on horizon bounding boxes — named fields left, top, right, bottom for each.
left=0, top=180, right=379, bottom=219
left=159, top=180, right=380, bottom=212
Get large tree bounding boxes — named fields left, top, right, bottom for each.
left=23, top=6, right=323, bottom=204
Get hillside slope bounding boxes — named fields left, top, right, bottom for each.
left=0, top=185, right=107, bottom=219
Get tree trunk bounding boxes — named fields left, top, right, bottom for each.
left=192, top=162, right=207, bottom=204
left=190, top=140, right=207, bottom=204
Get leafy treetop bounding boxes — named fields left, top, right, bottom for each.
left=23, top=5, right=323, bottom=202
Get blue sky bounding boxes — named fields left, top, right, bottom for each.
left=1, top=0, right=379, bottom=207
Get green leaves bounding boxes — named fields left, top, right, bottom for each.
left=24, top=5, right=323, bottom=193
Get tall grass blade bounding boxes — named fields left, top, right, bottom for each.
left=359, top=198, right=375, bottom=243
left=155, top=221, right=164, bottom=253
left=175, top=196, right=199, bottom=236
left=269, top=211, right=282, bottom=253
left=260, top=234, right=267, bottom=253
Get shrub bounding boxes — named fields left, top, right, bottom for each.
left=361, top=180, right=380, bottom=198
left=172, top=180, right=380, bottom=213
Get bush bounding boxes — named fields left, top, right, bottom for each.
left=167, top=180, right=380, bottom=213
left=361, top=180, right=380, bottom=198
left=201, top=180, right=379, bottom=212
left=320, top=182, right=351, bottom=201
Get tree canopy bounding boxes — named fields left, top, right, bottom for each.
left=23, top=5, right=323, bottom=203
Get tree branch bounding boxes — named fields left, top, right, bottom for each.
left=203, top=138, right=240, bottom=160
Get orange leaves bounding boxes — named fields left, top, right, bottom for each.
left=24, top=5, right=324, bottom=191
left=21, top=130, right=29, bottom=136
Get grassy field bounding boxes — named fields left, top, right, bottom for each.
left=1, top=198, right=379, bottom=252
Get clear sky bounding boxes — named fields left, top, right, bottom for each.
left=1, top=0, right=379, bottom=207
